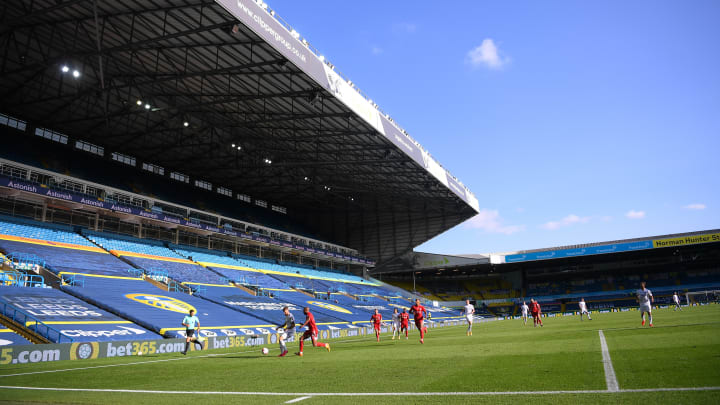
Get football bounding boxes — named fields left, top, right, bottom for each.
left=261, top=347, right=269, bottom=355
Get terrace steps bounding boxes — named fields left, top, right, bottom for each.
left=0, top=311, right=50, bottom=344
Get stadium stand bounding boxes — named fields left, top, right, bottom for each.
left=61, top=276, right=282, bottom=338
left=0, top=285, right=160, bottom=342
left=84, top=232, right=230, bottom=287
left=175, top=249, right=291, bottom=290
left=0, top=217, right=136, bottom=278
left=195, top=285, right=348, bottom=327
left=0, top=320, right=32, bottom=346
left=1, top=138, right=319, bottom=241
left=173, top=246, right=381, bottom=297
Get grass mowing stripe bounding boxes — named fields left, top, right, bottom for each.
left=1, top=307, right=717, bottom=404
left=0, top=335, right=381, bottom=379
left=598, top=330, right=619, bottom=392
left=1, top=386, right=719, bottom=396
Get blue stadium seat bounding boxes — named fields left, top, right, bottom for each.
left=0, top=285, right=160, bottom=342
left=62, top=277, right=278, bottom=338
left=0, top=320, right=32, bottom=346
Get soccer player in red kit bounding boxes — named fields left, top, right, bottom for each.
left=370, top=309, right=383, bottom=342
left=409, top=299, right=429, bottom=343
left=530, top=298, right=543, bottom=327
left=295, top=307, right=331, bottom=356
left=399, top=308, right=410, bottom=339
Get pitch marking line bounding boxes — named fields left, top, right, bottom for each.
left=0, top=386, right=719, bottom=396
left=0, top=336, right=380, bottom=379
left=598, top=329, right=619, bottom=392
left=285, top=396, right=312, bottom=403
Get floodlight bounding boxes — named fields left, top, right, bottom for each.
left=183, top=121, right=189, bottom=127
left=72, top=70, right=80, bottom=78
left=61, top=65, right=70, bottom=73
left=144, top=103, right=151, bottom=109
left=136, top=100, right=143, bottom=106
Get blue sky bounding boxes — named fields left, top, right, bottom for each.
left=268, top=0, right=720, bottom=254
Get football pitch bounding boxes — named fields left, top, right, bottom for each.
left=1, top=305, right=719, bottom=404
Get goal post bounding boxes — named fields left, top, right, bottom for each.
left=685, top=290, right=720, bottom=305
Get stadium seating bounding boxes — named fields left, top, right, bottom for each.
left=172, top=248, right=287, bottom=289
left=0, top=320, right=32, bottom=345
left=62, top=276, right=279, bottom=338
left=0, top=217, right=437, bottom=337
left=172, top=246, right=384, bottom=299
left=259, top=290, right=376, bottom=325
left=195, top=285, right=348, bottom=327
left=0, top=285, right=160, bottom=342
left=0, top=219, right=136, bottom=277
left=84, top=232, right=229, bottom=286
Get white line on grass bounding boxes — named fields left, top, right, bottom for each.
left=285, top=396, right=312, bottom=403
left=0, top=386, right=719, bottom=396
left=598, top=329, right=619, bottom=392
left=0, top=336, right=380, bottom=379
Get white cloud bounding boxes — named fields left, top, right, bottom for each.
left=464, top=209, right=524, bottom=235
left=684, top=203, right=706, bottom=210
left=541, top=214, right=590, bottom=230
left=625, top=210, right=646, bottom=219
left=467, top=38, right=509, bottom=69
left=393, top=22, right=417, bottom=34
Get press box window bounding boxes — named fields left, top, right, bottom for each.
left=111, top=152, right=136, bottom=167
left=0, top=113, right=27, bottom=131
left=142, top=162, right=164, bottom=175
left=170, top=171, right=189, bottom=183
left=195, top=180, right=212, bottom=191
left=75, top=140, right=104, bottom=157
left=34, top=127, right=68, bottom=144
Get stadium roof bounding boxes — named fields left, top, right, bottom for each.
left=0, top=0, right=480, bottom=265
left=373, top=229, right=720, bottom=274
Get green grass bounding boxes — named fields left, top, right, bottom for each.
left=1, top=305, right=719, bottom=404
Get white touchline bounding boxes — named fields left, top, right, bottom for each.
left=0, top=336, right=380, bottom=379
left=285, top=396, right=312, bottom=403
left=598, top=330, right=619, bottom=392
left=0, top=386, right=719, bottom=396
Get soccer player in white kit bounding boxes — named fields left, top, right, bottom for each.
left=673, top=292, right=682, bottom=311
left=462, top=300, right=475, bottom=336
left=520, top=301, right=529, bottom=325
left=578, top=298, right=592, bottom=321
left=391, top=308, right=401, bottom=340
left=277, top=306, right=296, bottom=357
left=637, top=281, right=654, bottom=327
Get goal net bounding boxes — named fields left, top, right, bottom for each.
left=686, top=290, right=720, bottom=305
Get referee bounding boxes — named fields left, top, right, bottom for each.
left=181, top=309, right=204, bottom=355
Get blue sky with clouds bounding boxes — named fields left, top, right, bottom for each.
left=267, top=0, right=720, bottom=254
